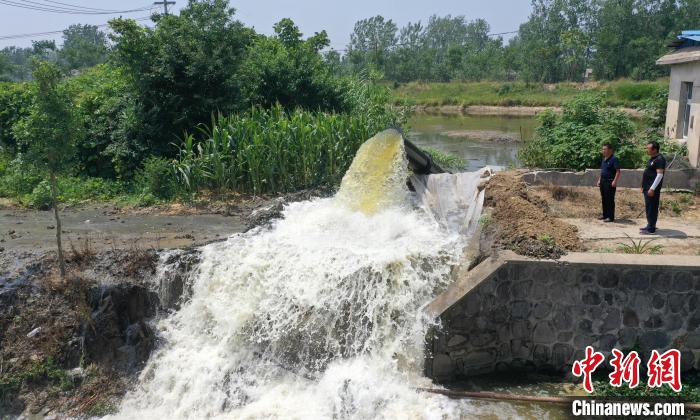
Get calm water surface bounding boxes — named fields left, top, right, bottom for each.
left=408, top=113, right=539, bottom=171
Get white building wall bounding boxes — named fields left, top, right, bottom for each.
left=665, top=61, right=700, bottom=167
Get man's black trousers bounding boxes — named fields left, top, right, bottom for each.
left=643, top=189, right=661, bottom=231
left=599, top=178, right=616, bottom=220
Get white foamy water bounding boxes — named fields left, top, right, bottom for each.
left=111, top=130, right=513, bottom=419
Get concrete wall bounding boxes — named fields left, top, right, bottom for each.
left=665, top=62, right=700, bottom=167
left=425, top=252, right=700, bottom=382
left=520, top=169, right=699, bottom=191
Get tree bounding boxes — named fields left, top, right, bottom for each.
left=12, top=61, right=80, bottom=278
left=58, top=24, right=109, bottom=72
left=240, top=19, right=345, bottom=111
left=109, top=0, right=254, bottom=156
left=347, top=16, right=398, bottom=75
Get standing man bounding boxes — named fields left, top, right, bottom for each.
left=641, top=141, right=666, bottom=235
left=597, top=143, right=621, bottom=223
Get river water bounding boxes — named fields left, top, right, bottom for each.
left=408, top=113, right=538, bottom=171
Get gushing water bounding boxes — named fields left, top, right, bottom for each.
left=112, top=130, right=495, bottom=419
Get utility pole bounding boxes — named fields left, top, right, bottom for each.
left=154, top=0, right=176, bottom=15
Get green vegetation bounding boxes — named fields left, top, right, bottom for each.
left=391, top=80, right=668, bottom=108
left=519, top=95, right=643, bottom=170
left=538, top=234, right=555, bottom=246
left=171, top=102, right=400, bottom=196
left=594, top=376, right=700, bottom=401
left=0, top=357, right=73, bottom=403
left=0, top=1, right=403, bottom=210
left=343, top=1, right=697, bottom=84
left=616, top=234, right=664, bottom=255
left=421, top=147, right=466, bottom=171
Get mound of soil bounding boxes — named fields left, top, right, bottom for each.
left=484, top=172, right=582, bottom=259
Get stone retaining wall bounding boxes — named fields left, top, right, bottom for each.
left=426, top=252, right=700, bottom=382
left=521, top=169, right=699, bottom=191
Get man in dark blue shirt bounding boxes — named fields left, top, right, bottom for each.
left=640, top=141, right=666, bottom=235
left=597, top=143, right=621, bottom=222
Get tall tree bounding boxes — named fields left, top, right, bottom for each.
left=109, top=0, right=254, bottom=156
left=347, top=16, right=398, bottom=75
left=12, top=61, right=80, bottom=278
left=58, top=24, right=109, bottom=72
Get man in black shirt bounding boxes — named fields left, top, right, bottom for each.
left=640, top=141, right=666, bottom=235
left=597, top=143, right=621, bottom=222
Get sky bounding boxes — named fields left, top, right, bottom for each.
left=0, top=0, right=533, bottom=49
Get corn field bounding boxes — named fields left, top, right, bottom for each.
left=173, top=105, right=399, bottom=195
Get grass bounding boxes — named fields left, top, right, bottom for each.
left=391, top=79, right=667, bottom=108
left=616, top=234, right=664, bottom=255
left=421, top=147, right=466, bottom=171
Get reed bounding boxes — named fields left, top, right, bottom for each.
left=173, top=105, right=397, bottom=195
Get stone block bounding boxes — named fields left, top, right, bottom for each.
left=582, top=290, right=601, bottom=305
left=623, top=309, right=639, bottom=327
left=431, top=354, right=456, bottom=381
left=624, top=270, right=650, bottom=291
left=598, top=271, right=619, bottom=288
left=673, top=272, right=693, bottom=292
left=511, top=319, right=531, bottom=340
left=639, top=331, right=670, bottom=352
left=573, top=334, right=596, bottom=348
left=597, top=334, right=617, bottom=351
left=533, top=321, right=556, bottom=344
left=447, top=335, right=467, bottom=349
left=552, top=343, right=574, bottom=367
left=618, top=328, right=638, bottom=350
left=552, top=310, right=573, bottom=330
left=686, top=332, right=700, bottom=349
left=668, top=293, right=686, bottom=314
left=532, top=302, right=552, bottom=319
left=599, top=308, right=621, bottom=333
left=510, top=339, right=532, bottom=359
left=651, top=271, right=672, bottom=291
left=512, top=280, right=532, bottom=300
left=511, top=301, right=530, bottom=319
left=462, top=349, right=497, bottom=375
left=533, top=344, right=550, bottom=363
left=557, top=331, right=573, bottom=342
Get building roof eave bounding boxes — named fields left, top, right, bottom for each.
left=657, top=46, right=700, bottom=65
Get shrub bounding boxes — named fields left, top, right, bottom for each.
left=136, top=156, right=179, bottom=200
left=27, top=180, right=53, bottom=209
left=519, top=94, right=643, bottom=170
left=0, top=155, right=43, bottom=197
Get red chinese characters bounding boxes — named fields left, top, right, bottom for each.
left=572, top=347, right=683, bottom=393
left=608, top=349, right=641, bottom=388
left=647, top=349, right=682, bottom=392
left=572, top=346, right=605, bottom=393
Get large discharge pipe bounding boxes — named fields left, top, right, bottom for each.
left=403, top=137, right=450, bottom=175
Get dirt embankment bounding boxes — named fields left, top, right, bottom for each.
left=410, top=105, right=643, bottom=118
left=483, top=172, right=582, bottom=259
left=0, top=248, right=162, bottom=417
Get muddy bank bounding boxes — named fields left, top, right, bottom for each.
left=0, top=186, right=334, bottom=263
left=441, top=129, right=520, bottom=142
left=411, top=104, right=643, bottom=118
left=0, top=249, right=164, bottom=417
left=482, top=171, right=582, bottom=259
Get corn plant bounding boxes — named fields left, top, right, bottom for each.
left=172, top=104, right=397, bottom=195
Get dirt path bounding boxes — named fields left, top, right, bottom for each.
left=565, top=217, right=700, bottom=256
left=0, top=204, right=246, bottom=255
